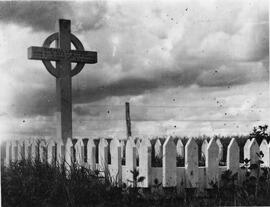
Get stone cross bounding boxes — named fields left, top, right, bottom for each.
left=28, top=19, right=97, bottom=143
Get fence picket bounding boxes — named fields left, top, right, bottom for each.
left=260, top=139, right=270, bottom=167
left=227, top=138, right=239, bottom=174
left=206, top=138, right=219, bottom=188
left=39, top=140, right=48, bottom=163
left=65, top=138, right=74, bottom=169
left=139, top=138, right=151, bottom=188
left=87, top=138, right=96, bottom=170
left=48, top=139, right=57, bottom=165
left=185, top=138, right=198, bottom=188
left=99, top=138, right=108, bottom=172
left=75, top=138, right=84, bottom=165
left=125, top=138, right=136, bottom=186
left=25, top=139, right=32, bottom=161
left=5, top=141, right=12, bottom=166
left=110, top=138, right=122, bottom=185
left=57, top=139, right=65, bottom=164
left=135, top=138, right=140, bottom=160
left=31, top=139, right=40, bottom=162
left=244, top=139, right=251, bottom=160
left=11, top=140, right=18, bottom=162
left=246, top=138, right=260, bottom=164
left=163, top=136, right=176, bottom=187
left=120, top=139, right=126, bottom=159
left=17, top=140, right=25, bottom=161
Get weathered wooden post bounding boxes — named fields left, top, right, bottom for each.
left=126, top=102, right=132, bottom=138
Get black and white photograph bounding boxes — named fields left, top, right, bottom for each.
left=0, top=0, right=269, bottom=206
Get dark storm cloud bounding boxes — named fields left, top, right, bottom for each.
left=73, top=106, right=101, bottom=117
left=73, top=77, right=160, bottom=104
left=0, top=1, right=107, bottom=32
left=0, top=1, right=71, bottom=31
left=11, top=58, right=269, bottom=118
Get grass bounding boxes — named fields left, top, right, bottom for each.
left=1, top=160, right=122, bottom=207
left=2, top=159, right=270, bottom=207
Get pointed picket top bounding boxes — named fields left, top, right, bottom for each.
left=17, top=139, right=25, bottom=161
left=139, top=138, right=152, bottom=187
left=206, top=137, right=219, bottom=188
left=98, top=138, right=108, bottom=170
left=75, top=138, right=84, bottom=165
left=227, top=138, right=239, bottom=173
left=125, top=138, right=137, bottom=186
left=247, top=138, right=260, bottom=164
left=65, top=137, right=73, bottom=167
left=260, top=139, right=270, bottom=167
left=244, top=138, right=251, bottom=160
left=5, top=140, right=12, bottom=166
left=201, top=139, right=208, bottom=160
left=47, top=139, right=57, bottom=165
left=154, top=139, right=163, bottom=158
left=176, top=139, right=184, bottom=158
left=163, top=136, right=177, bottom=187
left=110, top=138, right=122, bottom=184
left=86, top=138, right=96, bottom=170
left=185, top=137, right=199, bottom=188
left=39, top=139, right=48, bottom=163
left=216, top=138, right=223, bottom=162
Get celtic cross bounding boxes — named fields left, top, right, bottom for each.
left=28, top=19, right=97, bottom=143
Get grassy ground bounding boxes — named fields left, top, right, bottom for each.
left=2, top=159, right=270, bottom=207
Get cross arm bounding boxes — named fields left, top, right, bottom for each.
left=28, top=47, right=97, bottom=64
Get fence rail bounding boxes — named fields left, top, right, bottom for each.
left=2, top=136, right=270, bottom=191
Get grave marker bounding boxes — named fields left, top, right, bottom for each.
left=28, top=19, right=97, bottom=143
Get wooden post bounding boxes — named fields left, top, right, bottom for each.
left=125, top=102, right=131, bottom=138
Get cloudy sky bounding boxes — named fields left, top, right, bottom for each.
left=0, top=0, right=269, bottom=141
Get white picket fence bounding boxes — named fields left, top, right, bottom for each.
left=3, top=136, right=270, bottom=191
